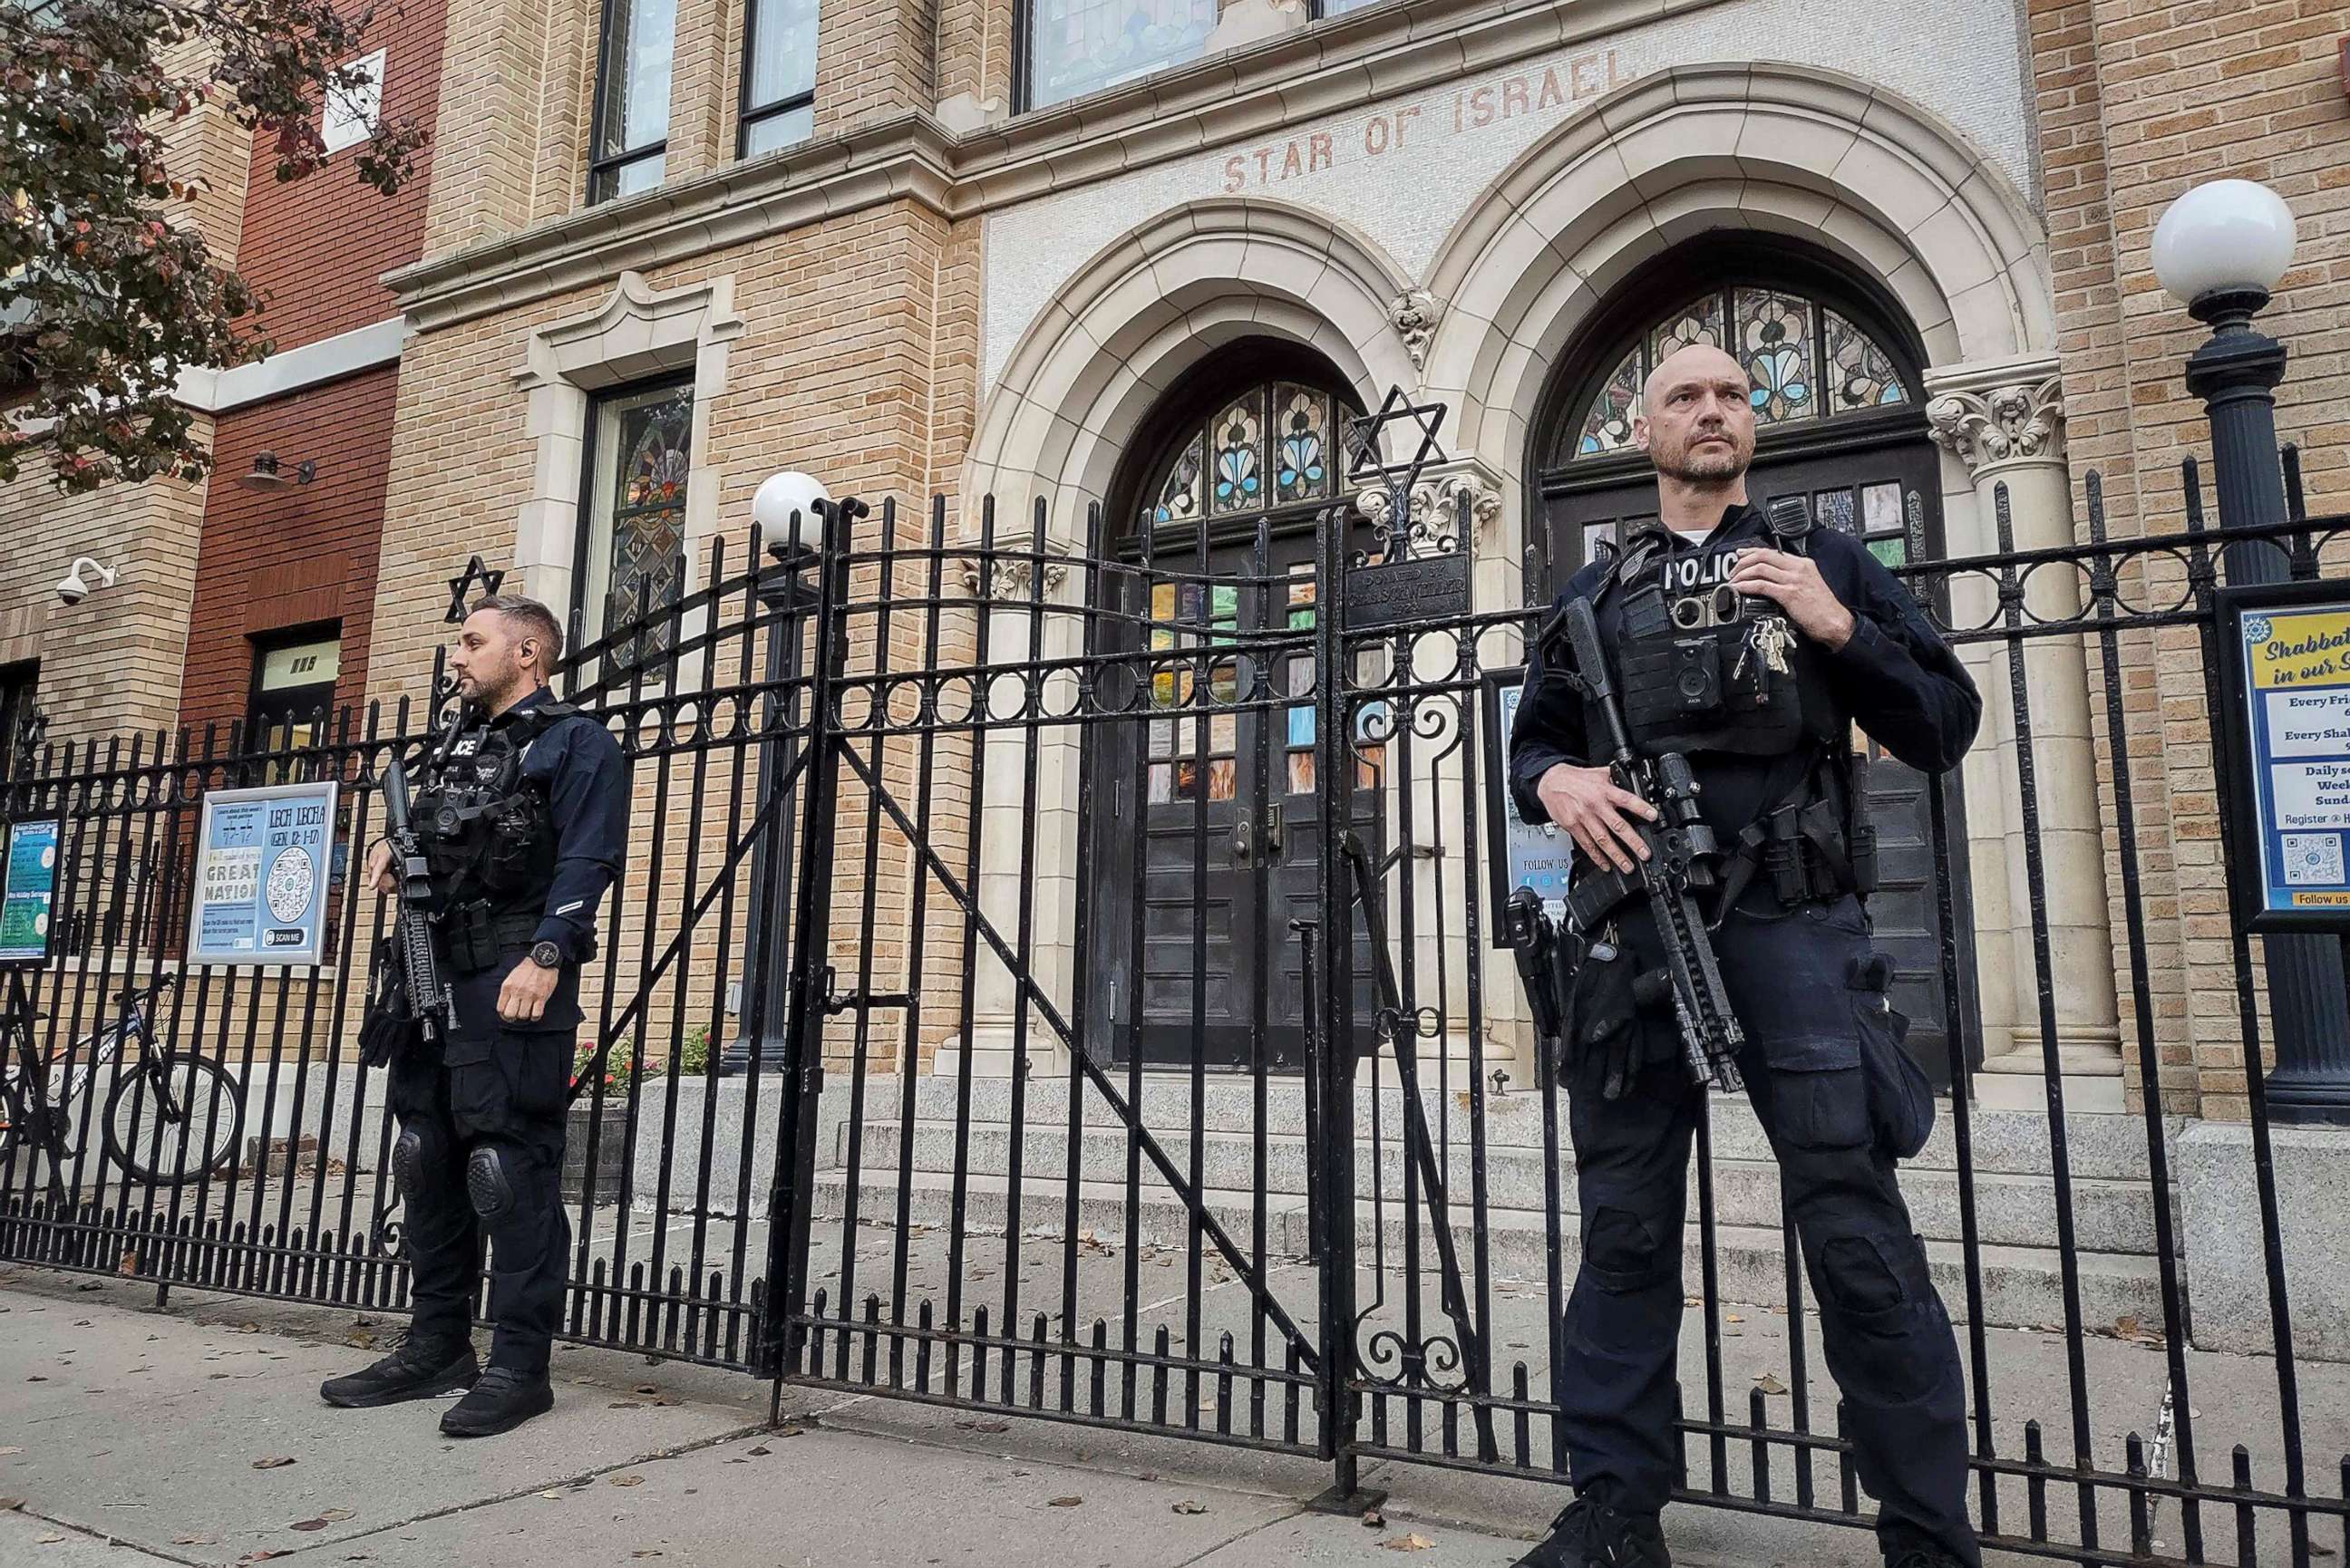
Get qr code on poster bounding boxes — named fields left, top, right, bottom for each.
left=2281, top=833, right=2345, bottom=886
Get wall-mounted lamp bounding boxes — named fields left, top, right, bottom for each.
left=236, top=450, right=316, bottom=492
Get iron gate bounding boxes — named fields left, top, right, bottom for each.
left=2, top=460, right=2347, bottom=1565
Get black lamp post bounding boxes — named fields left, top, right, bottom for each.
left=722, top=473, right=831, bottom=1077
left=2157, top=178, right=2350, bottom=1124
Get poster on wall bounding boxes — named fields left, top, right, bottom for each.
left=1481, top=667, right=1574, bottom=946
left=187, top=781, right=339, bottom=965
left=0, top=817, right=63, bottom=967
left=2219, top=583, right=2350, bottom=933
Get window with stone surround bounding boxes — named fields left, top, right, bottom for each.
left=1568, top=285, right=1914, bottom=461
left=1021, top=0, right=1216, bottom=110
left=578, top=381, right=694, bottom=671
left=739, top=0, right=820, bottom=156
left=588, top=0, right=678, bottom=203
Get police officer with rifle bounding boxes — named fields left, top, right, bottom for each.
left=1505, top=346, right=1982, bottom=1568
left=324, top=594, right=625, bottom=1437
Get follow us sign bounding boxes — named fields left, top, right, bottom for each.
left=188, top=781, right=339, bottom=966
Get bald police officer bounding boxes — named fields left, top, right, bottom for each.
left=323, top=593, right=625, bottom=1437
left=1508, top=346, right=1983, bottom=1568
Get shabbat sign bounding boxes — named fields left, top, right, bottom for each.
left=2231, top=595, right=2350, bottom=927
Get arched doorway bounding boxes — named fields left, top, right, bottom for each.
left=1083, top=343, right=1374, bottom=1072
left=1528, top=237, right=1977, bottom=1084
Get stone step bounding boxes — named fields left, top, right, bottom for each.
left=836, top=1120, right=2170, bottom=1254
left=878, top=1073, right=2173, bottom=1181
left=808, top=1169, right=2168, bottom=1333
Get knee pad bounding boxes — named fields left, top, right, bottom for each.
left=466, top=1145, right=515, bottom=1223
left=392, top=1126, right=444, bottom=1203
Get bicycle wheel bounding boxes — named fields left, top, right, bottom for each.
left=102, top=1054, right=245, bottom=1186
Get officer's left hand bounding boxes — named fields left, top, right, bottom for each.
left=1729, top=549, right=1856, bottom=650
left=498, top=956, right=559, bottom=1024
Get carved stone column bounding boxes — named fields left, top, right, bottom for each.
left=1926, top=367, right=2122, bottom=1108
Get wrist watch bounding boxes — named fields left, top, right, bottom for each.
left=528, top=940, right=564, bottom=971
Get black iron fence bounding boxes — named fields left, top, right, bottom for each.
left=0, top=464, right=2345, bottom=1565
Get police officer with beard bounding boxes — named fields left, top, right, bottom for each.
left=322, top=594, right=624, bottom=1437
left=1507, top=346, right=1982, bottom=1568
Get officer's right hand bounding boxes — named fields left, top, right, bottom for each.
left=364, top=839, right=397, bottom=896
left=1535, top=764, right=1656, bottom=875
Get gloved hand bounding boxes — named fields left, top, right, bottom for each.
left=356, top=937, right=418, bottom=1070
left=1564, top=938, right=1646, bottom=1101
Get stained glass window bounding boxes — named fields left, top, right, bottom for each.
left=1574, top=349, right=1642, bottom=459
left=1568, top=285, right=1912, bottom=461
left=1142, top=574, right=1243, bottom=802
left=583, top=382, right=694, bottom=670
left=1141, top=380, right=1348, bottom=538
left=1025, top=0, right=1217, bottom=111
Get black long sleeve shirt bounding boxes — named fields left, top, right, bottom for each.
left=496, top=686, right=626, bottom=962
left=1508, top=501, right=1981, bottom=843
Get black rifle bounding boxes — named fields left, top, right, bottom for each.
left=1554, top=597, right=1744, bottom=1092
left=379, top=750, right=457, bottom=1046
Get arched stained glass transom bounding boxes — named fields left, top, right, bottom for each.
left=1571, top=286, right=1914, bottom=460
left=1146, top=380, right=1350, bottom=528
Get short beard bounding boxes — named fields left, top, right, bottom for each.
left=1656, top=442, right=1748, bottom=484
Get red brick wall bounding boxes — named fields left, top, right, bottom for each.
left=178, top=368, right=400, bottom=741
left=236, top=0, right=449, bottom=353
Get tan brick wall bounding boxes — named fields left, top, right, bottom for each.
left=373, top=198, right=982, bottom=1067
left=2034, top=0, right=2350, bottom=1114
left=934, top=0, right=1013, bottom=109
left=422, top=0, right=565, bottom=254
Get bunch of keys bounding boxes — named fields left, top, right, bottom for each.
left=1730, top=612, right=1794, bottom=683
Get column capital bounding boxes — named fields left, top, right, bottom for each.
left=1923, top=356, right=2066, bottom=477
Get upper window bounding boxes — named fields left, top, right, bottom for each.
left=320, top=49, right=385, bottom=157
left=589, top=0, right=679, bottom=203
left=740, top=0, right=820, bottom=156
left=1569, top=285, right=1914, bottom=460
left=579, top=382, right=694, bottom=671
left=1142, top=380, right=1348, bottom=532
left=1024, top=0, right=1216, bottom=111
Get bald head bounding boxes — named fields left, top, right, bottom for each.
left=1636, top=344, right=1755, bottom=485
left=1642, top=344, right=1748, bottom=418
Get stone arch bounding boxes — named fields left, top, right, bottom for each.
left=964, top=197, right=1421, bottom=537
left=1420, top=61, right=2051, bottom=479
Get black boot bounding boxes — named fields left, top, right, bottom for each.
left=439, top=1365, right=555, bottom=1437
left=1510, top=1489, right=1672, bottom=1568
left=1887, top=1549, right=1971, bottom=1568
left=319, top=1334, right=478, bottom=1408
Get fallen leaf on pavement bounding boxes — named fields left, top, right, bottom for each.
left=633, top=1384, right=659, bottom=1395
left=1047, top=1495, right=1083, bottom=1507
left=289, top=1519, right=330, bottom=1533
left=609, top=1475, right=646, bottom=1488
left=251, top=1457, right=296, bottom=1470
left=745, top=1446, right=772, bottom=1457
left=1361, top=1509, right=1385, bottom=1528
left=1381, top=1534, right=1435, bottom=1552
left=1754, top=1373, right=1788, bottom=1396
left=632, top=1552, right=663, bottom=1559
left=319, top=1509, right=354, bottom=1522
left=0, top=1497, right=23, bottom=1512
left=1171, top=1500, right=1208, bottom=1515
left=607, top=1401, right=643, bottom=1410
left=539, top=1491, right=563, bottom=1500
left=0, top=1447, right=20, bottom=1456
left=118, top=1252, right=140, bottom=1276
left=36, top=1533, right=63, bottom=1544
left=172, top=1535, right=219, bottom=1546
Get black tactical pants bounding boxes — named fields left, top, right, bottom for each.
left=1555, top=896, right=1978, bottom=1567
left=386, top=973, right=573, bottom=1378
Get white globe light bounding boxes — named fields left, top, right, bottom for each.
left=751, top=470, right=831, bottom=550
left=2151, top=179, right=2297, bottom=306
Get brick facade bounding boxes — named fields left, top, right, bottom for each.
left=2031, top=0, right=2350, bottom=1115
left=178, top=368, right=401, bottom=739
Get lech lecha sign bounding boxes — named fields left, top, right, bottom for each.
left=0, top=816, right=63, bottom=967
left=188, top=781, right=339, bottom=964
left=1481, top=668, right=1573, bottom=947
left=2219, top=582, right=2350, bottom=931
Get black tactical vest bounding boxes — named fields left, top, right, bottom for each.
left=413, top=702, right=568, bottom=915
left=1604, top=530, right=1840, bottom=762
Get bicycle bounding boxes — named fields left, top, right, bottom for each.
left=0, top=974, right=244, bottom=1189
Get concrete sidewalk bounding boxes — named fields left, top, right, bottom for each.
left=0, top=1266, right=1612, bottom=1568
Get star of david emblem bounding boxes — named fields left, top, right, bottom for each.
left=444, top=555, right=507, bottom=624
left=1344, top=385, right=1448, bottom=498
